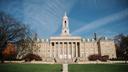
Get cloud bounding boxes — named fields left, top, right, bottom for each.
left=22, top=0, right=77, bottom=38
left=72, top=8, right=128, bottom=35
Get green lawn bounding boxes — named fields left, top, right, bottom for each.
left=69, top=64, right=128, bottom=72
left=0, top=64, right=61, bottom=72
left=0, top=63, right=128, bottom=72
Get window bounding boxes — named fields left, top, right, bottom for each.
left=52, top=42, right=54, bottom=46
left=65, top=21, right=67, bottom=27
left=65, top=21, right=66, bottom=23
left=65, top=30, right=67, bottom=33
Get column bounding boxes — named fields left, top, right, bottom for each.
left=44, top=43, right=46, bottom=57
left=61, top=42, right=62, bottom=59
left=59, top=42, right=61, bottom=58
left=51, top=42, right=54, bottom=57
left=77, top=42, right=81, bottom=57
left=58, top=42, right=60, bottom=58
left=56, top=42, right=57, bottom=57
left=66, top=42, right=68, bottom=59
left=56, top=42, right=58, bottom=57
left=70, top=43, right=72, bottom=58
left=60, top=42, right=62, bottom=59
left=55, top=42, right=57, bottom=57
left=49, top=43, right=52, bottom=57
left=54, top=42, right=55, bottom=57
left=76, top=42, right=78, bottom=57
left=71, top=42, right=74, bottom=58
left=65, top=42, right=67, bottom=59
left=62, top=42, right=64, bottom=59
left=68, top=42, right=70, bottom=59
left=45, top=43, right=48, bottom=57
left=50, top=43, right=52, bottom=57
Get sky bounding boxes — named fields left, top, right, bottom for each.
left=0, top=0, right=128, bottom=39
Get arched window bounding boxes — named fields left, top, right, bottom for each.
left=65, top=21, right=66, bottom=23
left=65, top=21, right=67, bottom=27
left=65, top=30, right=67, bottom=33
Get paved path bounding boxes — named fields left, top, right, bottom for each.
left=62, top=64, right=68, bottom=72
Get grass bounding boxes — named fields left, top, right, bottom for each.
left=69, top=64, right=128, bottom=72
left=0, top=63, right=61, bottom=72
left=0, top=63, right=128, bottom=72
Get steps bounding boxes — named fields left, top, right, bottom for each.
left=54, top=58, right=78, bottom=64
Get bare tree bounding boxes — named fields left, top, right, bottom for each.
left=16, top=32, right=40, bottom=59
left=0, top=12, right=30, bottom=63
left=114, top=34, right=128, bottom=63
left=120, top=35, right=128, bottom=63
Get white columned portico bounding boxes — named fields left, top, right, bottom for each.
left=49, top=12, right=81, bottom=64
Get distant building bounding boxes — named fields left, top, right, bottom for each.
left=33, top=13, right=116, bottom=63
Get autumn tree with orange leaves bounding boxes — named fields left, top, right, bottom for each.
left=2, top=42, right=16, bottom=60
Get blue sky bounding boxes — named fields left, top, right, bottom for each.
left=0, top=0, right=128, bottom=38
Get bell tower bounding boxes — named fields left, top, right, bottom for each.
left=61, top=12, right=70, bottom=36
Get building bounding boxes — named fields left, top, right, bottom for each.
left=33, top=12, right=116, bottom=63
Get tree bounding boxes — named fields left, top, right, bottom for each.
left=114, top=34, right=128, bottom=63
left=120, top=35, right=128, bottom=63
left=22, top=53, right=42, bottom=62
left=114, top=34, right=124, bottom=59
left=16, top=33, right=40, bottom=60
left=0, top=12, right=30, bottom=63
left=2, top=42, right=16, bottom=60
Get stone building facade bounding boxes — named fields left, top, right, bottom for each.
left=33, top=13, right=116, bottom=63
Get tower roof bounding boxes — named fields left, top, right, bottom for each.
left=64, top=12, right=67, bottom=16
left=63, top=11, right=68, bottom=18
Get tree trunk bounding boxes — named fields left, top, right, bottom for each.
left=0, top=52, right=4, bottom=63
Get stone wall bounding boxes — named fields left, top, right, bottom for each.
left=100, top=40, right=116, bottom=58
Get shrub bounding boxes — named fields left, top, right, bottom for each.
left=88, top=54, right=100, bottom=61
left=22, top=53, right=42, bottom=62
left=109, top=58, right=124, bottom=61
left=99, top=55, right=109, bottom=62
left=88, top=54, right=109, bottom=61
